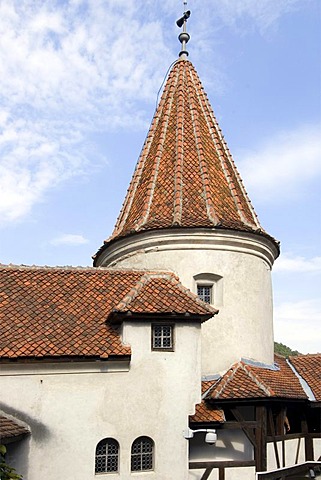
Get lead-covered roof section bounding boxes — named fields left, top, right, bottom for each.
left=289, top=354, right=321, bottom=402
left=100, top=59, right=271, bottom=253
left=0, top=264, right=213, bottom=361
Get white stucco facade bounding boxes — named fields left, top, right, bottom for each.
left=96, top=228, right=279, bottom=375
left=1, top=321, right=202, bottom=480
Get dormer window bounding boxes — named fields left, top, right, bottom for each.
left=197, top=285, right=212, bottom=304
left=152, top=324, right=174, bottom=351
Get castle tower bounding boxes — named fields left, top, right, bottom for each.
left=94, top=18, right=279, bottom=375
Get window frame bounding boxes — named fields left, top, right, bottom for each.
left=194, top=273, right=223, bottom=307
left=95, top=437, right=119, bottom=475
left=151, top=323, right=174, bottom=351
left=197, top=284, right=213, bottom=304
left=131, top=436, right=154, bottom=472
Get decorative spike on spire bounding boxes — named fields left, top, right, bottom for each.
left=176, top=1, right=191, bottom=58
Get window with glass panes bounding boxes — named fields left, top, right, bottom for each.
left=152, top=324, right=173, bottom=350
left=197, top=285, right=212, bottom=304
left=95, top=438, right=119, bottom=474
left=131, top=436, right=154, bottom=472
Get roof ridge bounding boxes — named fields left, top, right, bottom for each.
left=110, top=64, right=179, bottom=239
left=189, top=64, right=260, bottom=229
left=186, top=65, right=219, bottom=224
left=202, top=378, right=221, bottom=399
left=241, top=363, right=274, bottom=397
left=0, top=264, right=177, bottom=274
left=166, top=275, right=218, bottom=314
left=136, top=73, right=177, bottom=231
left=172, top=63, right=185, bottom=225
left=210, top=362, right=242, bottom=399
left=113, top=272, right=216, bottom=315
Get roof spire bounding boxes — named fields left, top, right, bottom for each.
left=176, top=1, right=191, bottom=58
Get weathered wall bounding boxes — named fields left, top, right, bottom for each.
left=1, top=321, right=201, bottom=480
left=98, top=228, right=278, bottom=374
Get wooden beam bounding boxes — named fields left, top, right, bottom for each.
left=301, top=414, right=314, bottom=461
left=200, top=467, right=213, bottom=480
left=256, top=461, right=321, bottom=479
left=189, top=460, right=255, bottom=469
left=219, top=467, right=225, bottom=480
left=230, top=407, right=256, bottom=446
left=220, top=421, right=257, bottom=429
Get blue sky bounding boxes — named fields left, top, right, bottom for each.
left=0, top=0, right=320, bottom=354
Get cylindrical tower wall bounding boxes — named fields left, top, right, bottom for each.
left=96, top=229, right=278, bottom=375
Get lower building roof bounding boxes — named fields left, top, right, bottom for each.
left=0, top=264, right=215, bottom=362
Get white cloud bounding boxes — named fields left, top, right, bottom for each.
left=274, top=299, right=321, bottom=354
left=238, top=124, right=321, bottom=203
left=50, top=234, right=89, bottom=246
left=274, top=253, right=321, bottom=273
left=0, top=0, right=314, bottom=226
left=0, top=0, right=173, bottom=227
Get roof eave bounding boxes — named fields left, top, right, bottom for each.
left=108, top=311, right=214, bottom=325
left=93, top=225, right=280, bottom=267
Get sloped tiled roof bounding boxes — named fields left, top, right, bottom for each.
left=190, top=355, right=321, bottom=425
left=289, top=354, right=321, bottom=401
left=0, top=414, right=30, bottom=442
left=112, top=272, right=217, bottom=318
left=190, top=401, right=225, bottom=424
left=94, top=59, right=278, bottom=263
left=0, top=264, right=213, bottom=361
left=207, top=355, right=307, bottom=401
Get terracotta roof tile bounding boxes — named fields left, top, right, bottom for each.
left=113, top=273, right=217, bottom=317
left=94, top=59, right=278, bottom=263
left=190, top=401, right=225, bottom=424
left=0, top=264, right=212, bottom=361
left=207, top=355, right=307, bottom=401
left=0, top=414, right=30, bottom=441
left=289, top=354, right=321, bottom=401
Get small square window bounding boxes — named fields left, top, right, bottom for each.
left=197, top=285, right=212, bottom=304
left=152, top=324, right=174, bottom=351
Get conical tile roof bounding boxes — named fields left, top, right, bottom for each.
left=95, top=58, right=277, bottom=261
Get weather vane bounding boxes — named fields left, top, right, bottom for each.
left=176, top=0, right=191, bottom=57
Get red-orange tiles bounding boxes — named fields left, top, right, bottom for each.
left=0, top=415, right=30, bottom=441
left=114, top=274, right=216, bottom=317
left=207, top=355, right=308, bottom=401
left=190, top=401, right=225, bottom=424
left=0, top=265, right=214, bottom=361
left=94, top=58, right=278, bottom=266
left=290, top=354, right=321, bottom=401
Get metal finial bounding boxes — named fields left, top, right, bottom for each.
left=176, top=2, right=191, bottom=58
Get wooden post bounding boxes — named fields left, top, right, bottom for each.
left=301, top=414, right=314, bottom=461
left=256, top=406, right=267, bottom=472
left=267, top=407, right=280, bottom=469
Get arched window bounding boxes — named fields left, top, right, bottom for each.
left=95, top=438, right=119, bottom=474
left=193, top=273, right=223, bottom=306
left=131, top=436, right=154, bottom=472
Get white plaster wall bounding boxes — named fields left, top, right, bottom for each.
left=98, top=229, right=278, bottom=374
left=265, top=437, right=321, bottom=476
left=1, top=321, right=201, bottom=480
left=314, top=438, right=321, bottom=462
